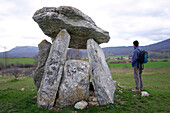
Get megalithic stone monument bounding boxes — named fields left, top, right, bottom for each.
left=33, top=6, right=116, bottom=109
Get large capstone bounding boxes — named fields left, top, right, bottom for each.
left=33, top=40, right=51, bottom=90
left=37, top=29, right=70, bottom=109
left=32, top=6, right=110, bottom=49
left=56, top=60, right=90, bottom=106
left=87, top=39, right=116, bottom=105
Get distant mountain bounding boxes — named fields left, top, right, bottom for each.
left=103, top=38, right=170, bottom=57
left=0, top=46, right=38, bottom=58
left=142, top=38, right=170, bottom=58
left=143, top=38, right=170, bottom=53
left=0, top=38, right=169, bottom=58
left=80, top=38, right=170, bottom=58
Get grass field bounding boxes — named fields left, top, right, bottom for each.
left=0, top=58, right=37, bottom=65
left=108, top=62, right=170, bottom=68
left=107, top=59, right=170, bottom=68
left=107, top=58, right=170, bottom=63
left=114, top=55, right=129, bottom=57
left=0, top=65, right=170, bottom=112
left=107, top=59, right=131, bottom=63
left=0, top=58, right=170, bottom=112
left=149, top=58, right=170, bottom=61
left=0, top=58, right=169, bottom=66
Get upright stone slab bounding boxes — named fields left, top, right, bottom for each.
left=87, top=39, right=116, bottom=105
left=37, top=29, right=70, bottom=109
left=33, top=40, right=51, bottom=90
left=56, top=60, right=90, bottom=106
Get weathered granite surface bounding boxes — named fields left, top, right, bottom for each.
left=37, top=29, right=70, bottom=109
left=56, top=60, right=90, bottom=106
left=33, top=40, right=51, bottom=90
left=33, top=6, right=110, bottom=49
left=87, top=39, right=116, bottom=105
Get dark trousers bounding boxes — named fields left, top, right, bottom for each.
left=134, top=65, right=143, bottom=91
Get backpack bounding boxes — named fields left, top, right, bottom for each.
left=137, top=49, right=148, bottom=64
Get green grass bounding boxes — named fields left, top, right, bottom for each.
left=148, top=58, right=170, bottom=61
left=0, top=58, right=37, bottom=65
left=110, top=67, right=170, bottom=112
left=108, top=61, right=170, bottom=68
left=107, top=58, right=170, bottom=63
left=107, top=59, right=131, bottom=63
left=114, top=55, right=129, bottom=57
left=0, top=67, right=170, bottom=113
left=0, top=58, right=169, bottom=67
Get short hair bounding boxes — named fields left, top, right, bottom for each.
left=133, top=40, right=139, bottom=47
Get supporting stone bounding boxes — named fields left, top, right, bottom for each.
left=33, top=40, right=51, bottom=90
left=37, top=29, right=70, bottom=109
left=56, top=60, right=90, bottom=106
left=87, top=39, right=116, bottom=105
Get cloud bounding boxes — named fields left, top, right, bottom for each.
left=0, top=0, right=170, bottom=52
left=100, top=0, right=170, bottom=47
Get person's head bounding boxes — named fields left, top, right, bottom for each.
left=133, top=40, right=139, bottom=48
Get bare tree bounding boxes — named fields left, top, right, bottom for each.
left=33, top=54, right=38, bottom=67
left=12, top=68, right=21, bottom=80
left=0, top=62, right=4, bottom=71
left=67, top=48, right=83, bottom=60
left=3, top=47, right=8, bottom=69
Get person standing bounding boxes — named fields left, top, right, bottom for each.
left=132, top=40, right=143, bottom=91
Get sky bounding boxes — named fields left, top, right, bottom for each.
left=0, top=0, right=170, bottom=52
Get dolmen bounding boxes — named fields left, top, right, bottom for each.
left=32, top=6, right=116, bottom=109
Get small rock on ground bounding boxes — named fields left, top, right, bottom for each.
left=74, top=101, right=88, bottom=110
left=114, top=81, right=120, bottom=88
left=88, top=102, right=99, bottom=106
left=21, top=88, right=25, bottom=92
left=141, top=91, right=150, bottom=97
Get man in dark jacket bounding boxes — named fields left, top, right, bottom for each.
left=132, top=40, right=143, bottom=91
